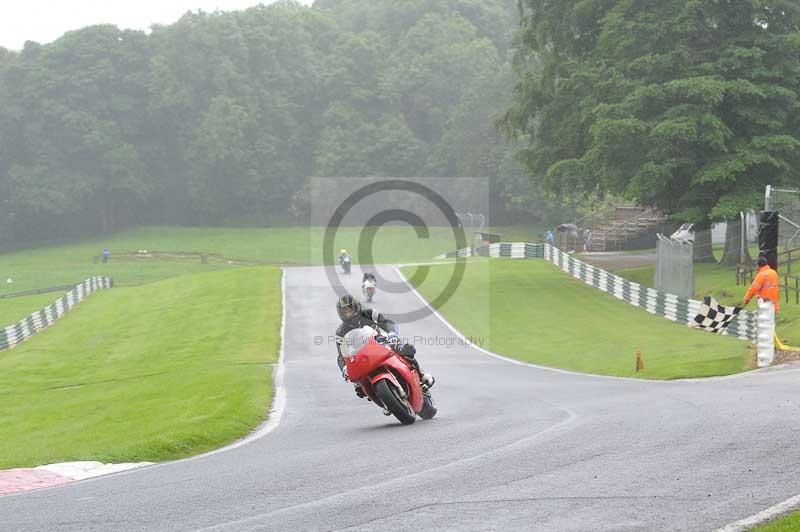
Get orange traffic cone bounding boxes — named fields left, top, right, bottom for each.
left=635, top=350, right=645, bottom=373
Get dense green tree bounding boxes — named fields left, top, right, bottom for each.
left=382, top=13, right=499, bottom=144
left=314, top=104, right=424, bottom=177
left=504, top=0, right=800, bottom=260
left=1, top=26, right=153, bottom=235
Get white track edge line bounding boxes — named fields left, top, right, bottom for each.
left=391, top=266, right=647, bottom=383
left=713, top=494, right=800, bottom=532
left=193, top=266, right=288, bottom=456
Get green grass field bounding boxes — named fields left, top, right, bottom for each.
left=752, top=511, right=800, bottom=531
left=403, top=260, right=751, bottom=379
left=619, top=263, right=800, bottom=345
left=0, top=266, right=281, bottom=468
left=0, top=292, right=65, bottom=326
left=0, top=225, right=539, bottom=326
left=0, top=225, right=443, bottom=302
left=0, top=225, right=543, bottom=467
left=1, top=225, right=531, bottom=287
left=0, top=224, right=568, bottom=469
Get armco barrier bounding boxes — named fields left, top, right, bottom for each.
left=0, top=277, right=113, bottom=351
left=436, top=243, right=757, bottom=342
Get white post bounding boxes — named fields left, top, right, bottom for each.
left=765, top=184, right=772, bottom=211
left=740, top=211, right=745, bottom=265
left=756, top=299, right=775, bottom=367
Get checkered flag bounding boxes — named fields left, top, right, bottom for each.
left=691, top=296, right=742, bottom=334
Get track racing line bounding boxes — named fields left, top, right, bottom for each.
left=1, top=265, right=798, bottom=531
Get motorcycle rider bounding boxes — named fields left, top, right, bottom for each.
left=339, top=249, right=351, bottom=274
left=362, top=271, right=377, bottom=301
left=335, top=294, right=434, bottom=397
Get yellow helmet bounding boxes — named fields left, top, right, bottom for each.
left=340, top=249, right=347, bottom=254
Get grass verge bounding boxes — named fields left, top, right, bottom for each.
left=0, top=293, right=65, bottom=327
left=0, top=225, right=539, bottom=325
left=752, top=510, right=800, bottom=531
left=0, top=225, right=544, bottom=290
left=619, top=263, right=800, bottom=345
left=0, top=266, right=281, bottom=468
left=402, top=259, right=751, bottom=379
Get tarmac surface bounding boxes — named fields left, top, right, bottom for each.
left=1, top=264, right=798, bottom=531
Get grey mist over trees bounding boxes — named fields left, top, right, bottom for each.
left=5, top=0, right=798, bottom=251
left=0, top=0, right=544, bottom=247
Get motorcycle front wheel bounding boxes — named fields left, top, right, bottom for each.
left=374, top=379, right=416, bottom=425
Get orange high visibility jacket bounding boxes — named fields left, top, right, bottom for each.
left=745, top=265, right=780, bottom=312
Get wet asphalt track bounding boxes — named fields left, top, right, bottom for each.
left=1, top=265, right=799, bottom=531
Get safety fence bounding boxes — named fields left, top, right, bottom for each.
left=0, top=277, right=113, bottom=351
left=436, top=243, right=757, bottom=342
left=1, top=284, right=77, bottom=299
left=436, top=242, right=544, bottom=259
left=654, top=234, right=694, bottom=299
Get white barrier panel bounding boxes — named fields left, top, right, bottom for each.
left=757, top=299, right=775, bottom=367
left=1, top=277, right=113, bottom=352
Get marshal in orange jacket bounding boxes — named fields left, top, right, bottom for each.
left=743, top=264, right=780, bottom=313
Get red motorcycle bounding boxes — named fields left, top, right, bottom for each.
left=340, top=326, right=436, bottom=425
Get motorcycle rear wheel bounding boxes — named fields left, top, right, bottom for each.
left=374, top=379, right=416, bottom=425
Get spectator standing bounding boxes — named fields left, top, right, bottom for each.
left=742, top=256, right=780, bottom=313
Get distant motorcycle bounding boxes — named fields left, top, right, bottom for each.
left=340, top=255, right=351, bottom=275
left=362, top=277, right=376, bottom=303
left=340, top=326, right=436, bottom=425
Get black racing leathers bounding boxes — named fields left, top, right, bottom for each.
left=335, top=307, right=398, bottom=372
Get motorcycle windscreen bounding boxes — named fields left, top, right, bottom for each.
left=340, top=326, right=378, bottom=359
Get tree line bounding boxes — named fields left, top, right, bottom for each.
left=0, top=0, right=551, bottom=247
left=7, top=0, right=791, bottom=254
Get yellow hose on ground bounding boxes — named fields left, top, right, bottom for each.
left=775, top=335, right=800, bottom=352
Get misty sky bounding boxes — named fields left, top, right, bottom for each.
left=1, top=0, right=313, bottom=50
